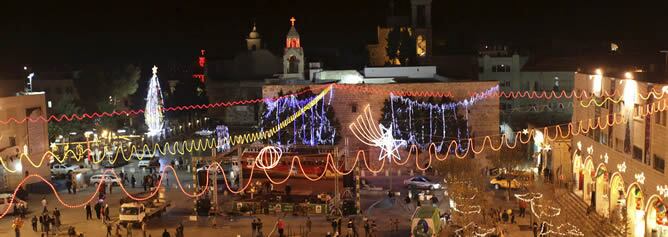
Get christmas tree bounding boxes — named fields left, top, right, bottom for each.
left=145, top=65, right=165, bottom=137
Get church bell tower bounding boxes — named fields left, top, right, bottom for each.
left=282, top=17, right=305, bottom=79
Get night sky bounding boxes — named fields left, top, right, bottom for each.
left=1, top=0, right=667, bottom=70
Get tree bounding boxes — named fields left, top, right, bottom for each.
left=74, top=64, right=141, bottom=130
left=386, top=26, right=417, bottom=66
left=47, top=93, right=88, bottom=141
left=260, top=87, right=340, bottom=146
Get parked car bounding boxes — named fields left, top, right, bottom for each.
left=0, top=193, right=28, bottom=214
left=490, top=174, right=522, bottom=189
left=89, top=174, right=121, bottom=186
left=138, top=157, right=160, bottom=169
left=404, top=176, right=443, bottom=190
left=51, top=163, right=80, bottom=175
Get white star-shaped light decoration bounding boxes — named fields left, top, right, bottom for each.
left=373, top=124, right=406, bottom=161
left=617, top=162, right=627, bottom=173
left=522, top=129, right=529, bottom=135
left=657, top=185, right=668, bottom=198
left=586, top=145, right=594, bottom=155
left=576, top=141, right=582, bottom=151
left=152, top=65, right=158, bottom=75
left=603, top=153, right=609, bottom=164
left=543, top=144, right=552, bottom=151
left=635, top=172, right=646, bottom=184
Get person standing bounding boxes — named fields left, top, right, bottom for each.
left=41, top=197, right=48, bottom=213
left=141, top=221, right=147, bottom=237
left=306, top=217, right=312, bottom=235
left=12, top=217, right=23, bottom=237
left=162, top=229, right=171, bottom=237
left=277, top=218, right=285, bottom=237
left=519, top=200, right=527, bottom=217
left=53, top=208, right=61, bottom=227
left=257, top=218, right=263, bottom=237
left=131, top=175, right=136, bottom=189
left=85, top=203, right=92, bottom=220
left=127, top=223, right=133, bottom=237
left=104, top=204, right=111, bottom=221
left=31, top=216, right=37, bottom=232
left=251, top=219, right=257, bottom=237
left=331, top=218, right=338, bottom=235
left=95, top=202, right=102, bottom=219
left=337, top=217, right=342, bottom=235
left=106, top=222, right=113, bottom=237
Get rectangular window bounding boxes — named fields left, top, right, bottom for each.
left=8, top=136, right=16, bottom=147
left=656, top=110, right=667, bottom=126
left=654, top=155, right=665, bottom=173
left=633, top=104, right=642, bottom=120
left=632, top=146, right=643, bottom=162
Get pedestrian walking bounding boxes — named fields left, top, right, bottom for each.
left=519, top=200, right=527, bottom=217
left=277, top=218, right=285, bottom=237
left=511, top=212, right=515, bottom=224
left=306, top=217, right=312, bottom=234
left=44, top=216, right=51, bottom=236
left=131, top=175, right=136, bottom=189
left=85, top=203, right=92, bottom=220
left=107, top=222, right=113, bottom=237
left=176, top=222, right=184, bottom=237
left=31, top=216, right=37, bottom=232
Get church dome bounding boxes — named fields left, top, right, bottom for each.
left=248, top=24, right=260, bottom=39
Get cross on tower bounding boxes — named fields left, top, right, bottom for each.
left=290, top=17, right=296, bottom=26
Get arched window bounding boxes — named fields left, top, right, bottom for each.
left=288, top=56, right=299, bottom=73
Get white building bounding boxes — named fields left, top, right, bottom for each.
left=478, top=50, right=574, bottom=129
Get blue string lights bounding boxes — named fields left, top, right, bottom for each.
left=261, top=88, right=339, bottom=146
left=381, top=86, right=499, bottom=152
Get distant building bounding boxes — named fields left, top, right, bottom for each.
left=0, top=92, right=50, bottom=193
left=477, top=47, right=575, bottom=130
left=206, top=22, right=282, bottom=130
left=367, top=0, right=432, bottom=66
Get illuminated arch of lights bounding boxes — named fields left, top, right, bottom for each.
left=3, top=95, right=668, bottom=174
left=2, top=97, right=668, bottom=219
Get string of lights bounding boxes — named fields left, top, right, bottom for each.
left=5, top=84, right=666, bottom=125
left=0, top=84, right=330, bottom=125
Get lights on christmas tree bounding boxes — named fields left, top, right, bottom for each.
left=145, top=65, right=165, bottom=137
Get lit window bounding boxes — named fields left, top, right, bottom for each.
left=47, top=101, right=52, bottom=108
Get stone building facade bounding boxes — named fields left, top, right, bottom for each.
left=570, top=72, right=668, bottom=236
left=262, top=81, right=500, bottom=168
